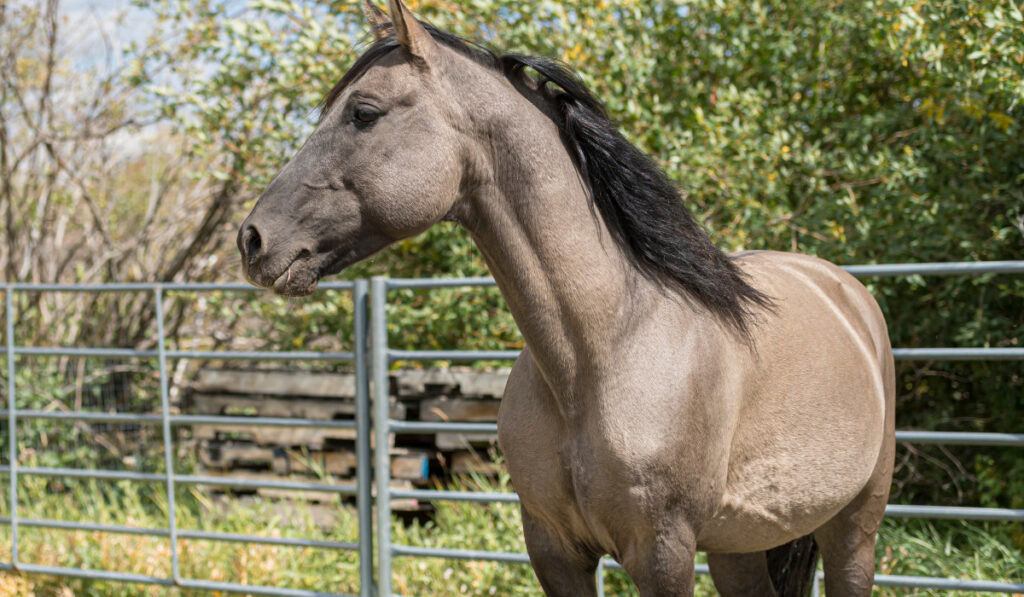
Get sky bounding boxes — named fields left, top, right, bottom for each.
left=59, top=0, right=154, bottom=72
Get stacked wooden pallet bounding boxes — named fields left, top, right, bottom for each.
left=188, top=367, right=510, bottom=507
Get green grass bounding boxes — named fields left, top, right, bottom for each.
left=0, top=472, right=1019, bottom=596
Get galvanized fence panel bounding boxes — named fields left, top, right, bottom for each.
left=0, top=281, right=372, bottom=597
left=371, top=261, right=1024, bottom=595
left=1, top=260, right=1023, bottom=595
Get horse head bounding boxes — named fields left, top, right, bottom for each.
left=237, top=0, right=470, bottom=295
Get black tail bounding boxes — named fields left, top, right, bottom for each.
left=766, top=535, right=819, bottom=597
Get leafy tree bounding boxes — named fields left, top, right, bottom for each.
left=111, top=0, right=1024, bottom=513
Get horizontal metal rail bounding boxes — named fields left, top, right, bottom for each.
left=894, top=431, right=1024, bottom=446
left=390, top=488, right=519, bottom=504
left=378, top=261, right=1024, bottom=292
left=9, top=412, right=1022, bottom=447
left=1, top=281, right=355, bottom=292
left=383, top=487, right=1024, bottom=521
left=0, top=467, right=357, bottom=495
left=892, top=347, right=1024, bottom=360
left=0, top=517, right=358, bottom=551
left=842, top=261, right=1024, bottom=277
left=884, top=505, right=1024, bottom=521
left=871, top=574, right=1024, bottom=592
left=0, top=562, right=356, bottom=597
left=0, top=410, right=358, bottom=429
left=390, top=421, right=1024, bottom=447
left=387, top=547, right=1024, bottom=593
left=386, top=347, right=1024, bottom=363
left=385, top=277, right=498, bottom=290
left=10, top=346, right=354, bottom=361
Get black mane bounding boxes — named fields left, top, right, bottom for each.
left=322, top=26, right=772, bottom=335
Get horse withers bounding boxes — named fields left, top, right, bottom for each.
left=237, top=2, right=895, bottom=595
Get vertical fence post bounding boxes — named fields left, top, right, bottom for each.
left=154, top=286, right=180, bottom=583
left=370, top=277, right=392, bottom=597
left=354, top=280, right=374, bottom=597
left=5, top=287, right=18, bottom=568
left=595, top=558, right=605, bottom=597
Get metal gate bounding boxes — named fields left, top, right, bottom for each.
left=2, top=261, right=1023, bottom=595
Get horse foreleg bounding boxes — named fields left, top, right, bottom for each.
left=521, top=507, right=600, bottom=596
left=707, top=551, right=777, bottom=597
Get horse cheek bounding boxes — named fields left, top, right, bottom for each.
left=367, top=147, right=461, bottom=238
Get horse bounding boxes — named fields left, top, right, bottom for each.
left=237, top=2, right=895, bottom=595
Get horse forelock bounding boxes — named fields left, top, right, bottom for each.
left=320, top=24, right=772, bottom=335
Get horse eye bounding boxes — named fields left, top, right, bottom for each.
left=353, top=105, right=381, bottom=125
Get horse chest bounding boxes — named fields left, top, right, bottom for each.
left=499, top=356, right=730, bottom=554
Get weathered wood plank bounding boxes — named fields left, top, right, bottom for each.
left=390, top=449, right=431, bottom=481
left=420, top=397, right=500, bottom=422
left=450, top=369, right=510, bottom=398
left=192, top=393, right=406, bottom=420
left=199, top=442, right=275, bottom=470
left=192, top=426, right=394, bottom=449
left=435, top=432, right=499, bottom=450
left=394, top=369, right=510, bottom=398
left=194, top=369, right=357, bottom=398
left=271, top=450, right=358, bottom=477
left=199, top=442, right=425, bottom=480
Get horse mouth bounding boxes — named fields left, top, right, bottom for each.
left=260, top=249, right=321, bottom=297
left=271, top=263, right=320, bottom=297
left=266, top=247, right=358, bottom=297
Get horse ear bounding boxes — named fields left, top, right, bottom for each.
left=362, top=0, right=392, bottom=41
left=386, top=0, right=438, bottom=65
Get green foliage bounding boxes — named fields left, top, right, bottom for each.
left=131, top=0, right=1023, bottom=508
left=875, top=518, right=1024, bottom=592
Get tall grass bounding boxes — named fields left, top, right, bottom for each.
left=0, top=472, right=1019, bottom=596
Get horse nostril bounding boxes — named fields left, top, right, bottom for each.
left=245, top=226, right=262, bottom=266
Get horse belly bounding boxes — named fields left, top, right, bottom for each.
left=697, top=386, right=882, bottom=553
left=699, top=252, right=891, bottom=553
left=697, top=451, right=872, bottom=552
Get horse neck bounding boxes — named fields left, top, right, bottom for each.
left=456, top=83, right=658, bottom=395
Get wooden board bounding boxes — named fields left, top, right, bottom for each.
left=449, top=369, right=510, bottom=398
left=199, top=442, right=276, bottom=470
left=195, top=369, right=356, bottom=398
left=202, top=472, right=424, bottom=510
left=199, top=442, right=427, bottom=480
left=436, top=432, right=499, bottom=451
left=272, top=450, right=358, bottom=477
left=420, top=397, right=501, bottom=422
left=390, top=448, right=431, bottom=481
left=393, top=369, right=510, bottom=398
left=191, top=425, right=394, bottom=449
left=193, top=393, right=406, bottom=420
